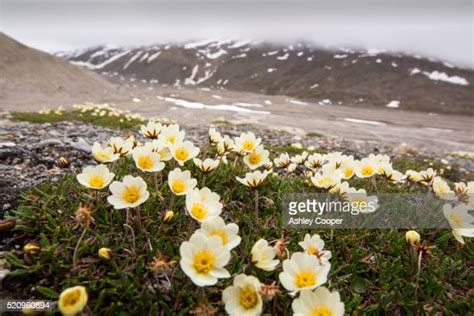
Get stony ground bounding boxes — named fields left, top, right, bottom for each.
left=1, top=114, right=473, bottom=215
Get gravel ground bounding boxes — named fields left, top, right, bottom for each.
left=1, top=116, right=472, bottom=215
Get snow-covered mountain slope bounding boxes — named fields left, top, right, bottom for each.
left=57, top=40, right=474, bottom=115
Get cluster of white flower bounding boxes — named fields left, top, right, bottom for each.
left=72, top=121, right=472, bottom=315
left=38, top=106, right=65, bottom=115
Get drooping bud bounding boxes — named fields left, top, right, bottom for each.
left=23, top=242, right=41, bottom=255
left=98, top=248, right=113, bottom=260
left=57, top=157, right=71, bottom=168
left=405, top=230, right=421, bottom=246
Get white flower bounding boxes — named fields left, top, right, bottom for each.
left=329, top=182, right=351, bottom=198
left=287, top=163, right=298, bottom=173
left=222, top=274, right=263, bottom=316
left=107, top=175, right=149, bottom=209
left=209, top=127, right=223, bottom=145
left=305, top=153, right=325, bottom=170
left=274, top=152, right=291, bottom=168
left=419, top=168, right=436, bottom=184
left=298, top=234, right=332, bottom=265
left=91, top=142, right=120, bottom=163
left=76, top=165, right=115, bottom=190
left=291, top=151, right=309, bottom=165
left=179, top=232, right=231, bottom=286
left=279, top=252, right=330, bottom=293
left=251, top=239, right=279, bottom=271
left=346, top=188, right=379, bottom=213
left=243, top=146, right=270, bottom=170
left=311, top=169, right=342, bottom=190
left=405, top=170, right=422, bottom=183
left=292, top=287, right=344, bottom=316
left=236, top=170, right=271, bottom=189
left=185, top=187, right=223, bottom=222
left=150, top=139, right=173, bottom=161
left=355, top=157, right=379, bottom=178
left=193, top=157, right=220, bottom=173
left=168, top=168, right=197, bottom=195
left=196, top=216, right=241, bottom=251
left=432, top=177, right=456, bottom=200
left=109, top=137, right=134, bottom=157
left=140, top=121, right=162, bottom=139
left=132, top=144, right=165, bottom=172
left=443, top=203, right=474, bottom=244
left=291, top=143, right=303, bottom=149
left=235, top=132, right=262, bottom=153
left=169, top=141, right=200, bottom=166
left=380, top=163, right=405, bottom=183
left=158, top=124, right=185, bottom=147
left=217, top=136, right=236, bottom=154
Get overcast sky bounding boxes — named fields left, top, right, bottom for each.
left=1, top=0, right=473, bottom=67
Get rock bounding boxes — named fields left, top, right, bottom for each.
left=0, top=142, right=16, bottom=148
left=39, top=138, right=63, bottom=146
left=72, top=137, right=91, bottom=152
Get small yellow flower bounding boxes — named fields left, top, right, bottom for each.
left=58, top=286, right=88, bottom=316
left=163, top=210, right=174, bottom=222
left=98, top=248, right=113, bottom=260
left=23, top=242, right=41, bottom=255
left=405, top=230, right=421, bottom=246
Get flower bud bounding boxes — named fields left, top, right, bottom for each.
left=0, top=219, right=16, bottom=231
left=98, top=248, right=113, bottom=260
left=405, top=230, right=421, bottom=246
left=23, top=242, right=41, bottom=255
left=163, top=210, right=174, bottom=222
left=57, top=157, right=71, bottom=168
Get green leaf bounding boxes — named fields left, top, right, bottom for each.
left=36, top=286, right=59, bottom=299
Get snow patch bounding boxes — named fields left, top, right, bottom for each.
left=267, top=68, right=277, bottom=73
left=277, top=53, right=289, bottom=60
left=288, top=99, right=308, bottom=106
left=334, top=54, right=348, bottom=59
left=423, top=71, right=468, bottom=86
left=344, top=118, right=386, bottom=126
left=158, top=97, right=270, bottom=114
left=386, top=100, right=400, bottom=108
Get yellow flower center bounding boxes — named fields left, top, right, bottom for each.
left=122, top=185, right=140, bottom=203
left=172, top=179, right=186, bottom=193
left=344, top=168, right=353, bottom=178
left=248, top=152, right=262, bottom=165
left=294, top=271, right=317, bottom=288
left=311, top=306, right=333, bottom=316
left=242, top=140, right=255, bottom=151
left=89, top=175, right=105, bottom=188
left=138, top=156, right=153, bottom=169
left=239, top=285, right=259, bottom=309
left=361, top=165, right=374, bottom=177
left=175, top=147, right=189, bottom=161
left=307, top=246, right=319, bottom=256
left=62, top=289, right=81, bottom=307
left=210, top=229, right=228, bottom=245
left=193, top=250, right=215, bottom=274
left=95, top=152, right=110, bottom=161
left=167, top=136, right=176, bottom=144
left=377, top=166, right=384, bottom=174
left=449, top=214, right=463, bottom=226
left=191, top=204, right=208, bottom=220
left=319, top=177, right=333, bottom=187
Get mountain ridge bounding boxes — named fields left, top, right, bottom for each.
left=57, top=40, right=474, bottom=115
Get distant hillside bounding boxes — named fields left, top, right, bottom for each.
left=58, top=40, right=474, bottom=115
left=0, top=33, right=125, bottom=109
